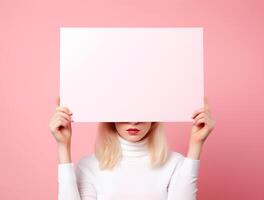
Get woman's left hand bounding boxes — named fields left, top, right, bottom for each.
left=190, top=96, right=216, bottom=145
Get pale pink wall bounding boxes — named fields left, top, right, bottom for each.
left=0, top=0, right=263, bottom=199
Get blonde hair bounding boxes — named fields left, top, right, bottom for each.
left=94, top=122, right=171, bottom=170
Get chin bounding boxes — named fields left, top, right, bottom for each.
left=126, top=134, right=144, bottom=141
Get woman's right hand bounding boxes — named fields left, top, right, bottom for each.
left=49, top=96, right=74, bottom=146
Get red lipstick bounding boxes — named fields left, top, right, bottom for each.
left=127, top=128, right=139, bottom=131
left=126, top=128, right=140, bottom=134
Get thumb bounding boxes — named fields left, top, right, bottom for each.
left=56, top=96, right=60, bottom=107
left=204, top=96, right=209, bottom=111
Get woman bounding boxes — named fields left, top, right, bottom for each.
left=49, top=96, right=216, bottom=200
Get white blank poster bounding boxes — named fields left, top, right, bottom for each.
left=60, top=27, right=204, bottom=122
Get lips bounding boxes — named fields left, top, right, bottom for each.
left=127, top=128, right=139, bottom=131
left=127, top=128, right=140, bottom=135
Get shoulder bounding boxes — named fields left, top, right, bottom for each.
left=74, top=153, right=99, bottom=182
left=78, top=153, right=98, bottom=166
left=168, top=151, right=201, bottom=175
left=75, top=153, right=99, bottom=174
left=168, top=151, right=200, bottom=165
left=166, top=151, right=191, bottom=168
left=168, top=151, right=185, bottom=163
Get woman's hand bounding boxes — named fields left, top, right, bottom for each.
left=190, top=96, right=216, bottom=145
left=48, top=96, right=74, bottom=146
left=187, top=96, right=216, bottom=159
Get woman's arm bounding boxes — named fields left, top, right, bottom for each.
left=57, top=144, right=97, bottom=200
left=187, top=96, right=216, bottom=159
left=49, top=97, right=97, bottom=200
left=167, top=97, right=216, bottom=200
left=187, top=142, right=203, bottom=160
left=58, top=143, right=72, bottom=163
left=167, top=155, right=200, bottom=200
left=58, top=144, right=82, bottom=200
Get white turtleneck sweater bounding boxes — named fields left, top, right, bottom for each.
left=58, top=135, right=200, bottom=200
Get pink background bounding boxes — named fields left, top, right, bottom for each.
left=0, top=0, right=263, bottom=199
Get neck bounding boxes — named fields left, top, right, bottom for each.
left=117, top=134, right=149, bottom=157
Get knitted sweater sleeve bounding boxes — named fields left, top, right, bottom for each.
left=58, top=161, right=97, bottom=200
left=167, top=154, right=200, bottom=200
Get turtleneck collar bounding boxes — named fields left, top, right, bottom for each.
left=117, top=134, right=149, bottom=157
